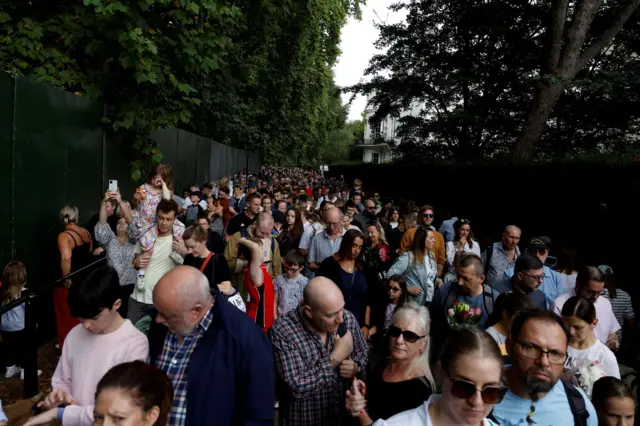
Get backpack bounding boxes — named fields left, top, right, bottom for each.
left=488, top=379, right=588, bottom=426
left=484, top=244, right=494, bottom=270
left=444, top=282, right=495, bottom=318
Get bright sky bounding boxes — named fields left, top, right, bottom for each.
left=333, top=0, right=408, bottom=121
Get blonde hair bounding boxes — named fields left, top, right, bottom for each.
left=60, top=205, right=79, bottom=224
left=391, top=303, right=435, bottom=390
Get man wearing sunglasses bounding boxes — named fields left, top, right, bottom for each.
left=490, top=254, right=547, bottom=309
left=503, top=237, right=564, bottom=307
left=492, top=309, right=597, bottom=426
left=551, top=266, right=621, bottom=350
left=399, top=205, right=446, bottom=276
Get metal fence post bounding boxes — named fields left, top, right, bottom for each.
left=23, top=294, right=39, bottom=398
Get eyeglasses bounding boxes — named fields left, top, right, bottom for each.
left=449, top=376, right=507, bottom=404
left=366, top=206, right=376, bottom=211
left=423, top=213, right=434, bottom=218
left=387, top=286, right=401, bottom=293
left=283, top=266, right=300, bottom=272
left=388, top=325, right=426, bottom=343
left=516, top=341, right=567, bottom=365
left=521, top=272, right=545, bottom=282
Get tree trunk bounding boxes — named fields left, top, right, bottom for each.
left=513, top=80, right=566, bottom=161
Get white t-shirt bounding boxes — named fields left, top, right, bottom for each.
left=373, top=395, right=498, bottom=426
left=566, top=339, right=620, bottom=379
left=486, top=326, right=507, bottom=345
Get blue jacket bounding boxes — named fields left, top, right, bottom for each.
left=148, top=293, right=275, bottom=426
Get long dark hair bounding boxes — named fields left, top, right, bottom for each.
left=387, top=274, right=408, bottom=310
left=561, top=296, right=596, bottom=324
left=410, top=227, right=429, bottom=265
left=279, top=208, right=303, bottom=241
left=334, top=229, right=364, bottom=267
left=453, top=219, right=475, bottom=250
left=592, top=377, right=635, bottom=413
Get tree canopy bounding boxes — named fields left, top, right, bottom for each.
left=0, top=0, right=362, bottom=172
left=351, top=0, right=640, bottom=162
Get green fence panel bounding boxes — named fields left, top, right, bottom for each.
left=0, top=74, right=13, bottom=266
left=196, top=135, right=211, bottom=183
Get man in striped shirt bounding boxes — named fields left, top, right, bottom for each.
left=599, top=265, right=635, bottom=347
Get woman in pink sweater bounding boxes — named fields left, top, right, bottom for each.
left=24, top=267, right=149, bottom=426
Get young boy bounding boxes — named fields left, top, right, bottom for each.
left=238, top=236, right=275, bottom=333
left=273, top=250, right=308, bottom=317
left=34, top=266, right=148, bottom=426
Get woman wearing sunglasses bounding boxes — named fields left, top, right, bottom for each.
left=357, top=326, right=505, bottom=425
left=346, top=303, right=434, bottom=425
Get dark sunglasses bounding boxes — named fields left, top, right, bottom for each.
left=423, top=213, right=434, bottom=218
left=387, top=286, right=401, bottom=293
left=388, top=325, right=426, bottom=343
left=449, top=377, right=507, bottom=404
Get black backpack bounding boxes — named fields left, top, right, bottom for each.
left=444, top=282, right=495, bottom=318
left=488, top=379, right=589, bottom=426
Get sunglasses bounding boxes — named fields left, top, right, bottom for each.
left=449, top=377, right=507, bottom=404
left=388, top=325, right=426, bottom=343
left=387, top=286, right=401, bottom=293
left=423, top=213, right=434, bottom=218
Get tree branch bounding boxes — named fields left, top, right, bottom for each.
left=559, top=0, right=602, bottom=73
left=545, top=0, right=570, bottom=73
left=578, top=0, right=640, bottom=69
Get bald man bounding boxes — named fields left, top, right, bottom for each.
left=307, top=207, right=346, bottom=271
left=270, top=277, right=368, bottom=426
left=225, top=211, right=283, bottom=299
left=148, top=266, right=274, bottom=426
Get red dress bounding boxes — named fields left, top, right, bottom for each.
left=244, top=264, right=275, bottom=333
left=55, top=229, right=92, bottom=348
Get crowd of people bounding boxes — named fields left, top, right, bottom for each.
left=0, top=163, right=638, bottom=426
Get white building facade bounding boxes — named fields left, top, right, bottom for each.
left=358, top=94, right=424, bottom=163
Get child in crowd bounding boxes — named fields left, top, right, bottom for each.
left=131, top=163, right=185, bottom=287
left=273, top=250, right=308, bottom=318
left=485, top=291, right=535, bottom=356
left=239, top=237, right=275, bottom=333
left=0, top=261, right=28, bottom=379
left=29, top=266, right=148, bottom=426
left=592, top=377, right=636, bottom=426
left=562, top=296, right=620, bottom=394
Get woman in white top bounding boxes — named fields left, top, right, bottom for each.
left=445, top=219, right=481, bottom=267
left=562, top=296, right=620, bottom=387
left=369, top=327, right=505, bottom=426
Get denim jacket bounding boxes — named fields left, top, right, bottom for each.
left=383, top=251, right=437, bottom=305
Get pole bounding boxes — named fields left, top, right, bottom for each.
left=23, top=295, right=38, bottom=398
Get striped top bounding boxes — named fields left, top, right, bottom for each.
left=602, top=288, right=635, bottom=341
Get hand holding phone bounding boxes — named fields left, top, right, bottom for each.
left=108, top=180, right=118, bottom=192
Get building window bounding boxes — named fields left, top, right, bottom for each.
left=371, top=120, right=381, bottom=141
left=372, top=153, right=380, bottom=164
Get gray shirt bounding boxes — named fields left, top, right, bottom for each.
left=482, top=242, right=520, bottom=282
left=308, top=229, right=346, bottom=264
left=273, top=274, right=309, bottom=317
left=95, top=222, right=137, bottom=286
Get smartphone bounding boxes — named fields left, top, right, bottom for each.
left=108, top=180, right=118, bottom=192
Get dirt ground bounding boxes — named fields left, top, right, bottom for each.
left=0, top=341, right=59, bottom=405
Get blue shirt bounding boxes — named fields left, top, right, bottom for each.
left=488, top=278, right=547, bottom=309
left=1, top=294, right=25, bottom=332
left=430, top=282, right=500, bottom=329
left=503, top=265, right=564, bottom=307
left=492, top=379, right=597, bottom=426
left=438, top=217, right=458, bottom=243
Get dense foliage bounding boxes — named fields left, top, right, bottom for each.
left=351, top=0, right=640, bottom=161
left=0, top=0, right=361, bottom=174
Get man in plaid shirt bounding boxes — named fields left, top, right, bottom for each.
left=271, top=276, right=368, bottom=426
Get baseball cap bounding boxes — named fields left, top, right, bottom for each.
left=528, top=236, right=552, bottom=251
